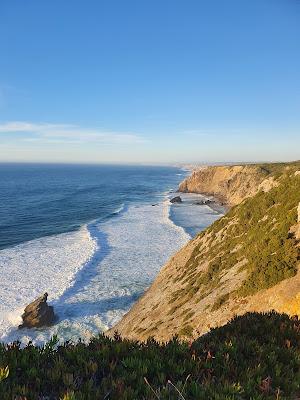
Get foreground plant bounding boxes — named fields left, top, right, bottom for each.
left=0, top=366, right=9, bottom=382
left=1, top=312, right=300, bottom=399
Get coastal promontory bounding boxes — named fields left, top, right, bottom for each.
left=111, top=161, right=300, bottom=341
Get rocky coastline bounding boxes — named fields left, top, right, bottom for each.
left=110, top=162, right=300, bottom=342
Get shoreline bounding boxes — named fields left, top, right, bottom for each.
left=175, top=188, right=230, bottom=214
left=177, top=167, right=231, bottom=212
left=178, top=186, right=231, bottom=211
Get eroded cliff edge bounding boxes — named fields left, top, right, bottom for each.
left=110, top=162, right=300, bottom=341
left=179, top=164, right=279, bottom=206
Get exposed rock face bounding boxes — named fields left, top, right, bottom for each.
left=170, top=196, right=182, bottom=203
left=19, top=293, right=56, bottom=329
left=178, top=165, right=277, bottom=206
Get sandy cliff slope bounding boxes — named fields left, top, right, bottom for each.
left=110, top=162, right=300, bottom=341
left=178, top=164, right=278, bottom=206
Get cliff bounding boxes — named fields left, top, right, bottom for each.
left=111, top=161, right=300, bottom=341
left=178, top=164, right=280, bottom=206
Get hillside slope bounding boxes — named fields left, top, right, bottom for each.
left=111, top=162, right=300, bottom=341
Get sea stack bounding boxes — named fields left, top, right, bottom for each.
left=170, top=196, right=182, bottom=203
left=19, top=293, right=56, bottom=329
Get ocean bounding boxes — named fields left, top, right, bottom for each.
left=0, top=163, right=222, bottom=344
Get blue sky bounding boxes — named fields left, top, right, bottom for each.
left=0, top=0, right=299, bottom=164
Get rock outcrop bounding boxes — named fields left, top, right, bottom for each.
left=19, top=293, right=56, bottom=329
left=170, top=196, right=182, bottom=203
left=195, top=199, right=214, bottom=206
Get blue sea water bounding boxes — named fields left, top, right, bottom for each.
left=0, top=163, right=186, bottom=250
left=0, top=163, right=222, bottom=344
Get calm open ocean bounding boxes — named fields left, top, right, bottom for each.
left=0, top=163, right=222, bottom=344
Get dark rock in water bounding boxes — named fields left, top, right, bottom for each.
left=19, top=293, right=56, bottom=329
left=170, top=196, right=182, bottom=204
left=195, top=199, right=214, bottom=206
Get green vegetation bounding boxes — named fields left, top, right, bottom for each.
left=236, top=179, right=299, bottom=295
left=234, top=172, right=299, bottom=295
left=1, top=312, right=300, bottom=399
left=255, top=160, right=300, bottom=177
left=174, top=164, right=300, bottom=307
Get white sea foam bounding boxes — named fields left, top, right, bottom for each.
left=0, top=200, right=191, bottom=344
left=0, top=195, right=222, bottom=345
left=111, top=203, right=126, bottom=215
left=0, top=226, right=96, bottom=343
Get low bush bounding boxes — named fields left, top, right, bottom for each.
left=1, top=312, right=300, bottom=399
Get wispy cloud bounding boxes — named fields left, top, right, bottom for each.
left=0, top=121, right=147, bottom=145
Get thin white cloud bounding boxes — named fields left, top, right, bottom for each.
left=0, top=121, right=147, bottom=144
left=0, top=121, right=70, bottom=132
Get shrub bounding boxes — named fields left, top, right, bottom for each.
left=1, top=312, right=300, bottom=399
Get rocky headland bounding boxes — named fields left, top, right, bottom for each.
left=178, top=164, right=279, bottom=206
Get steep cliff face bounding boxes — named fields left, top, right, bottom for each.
left=179, top=164, right=278, bottom=206
left=111, top=162, right=300, bottom=341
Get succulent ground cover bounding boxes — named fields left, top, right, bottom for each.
left=1, top=312, right=300, bottom=399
